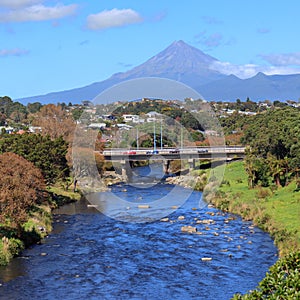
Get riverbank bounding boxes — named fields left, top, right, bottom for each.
left=167, top=160, right=299, bottom=255
left=0, top=179, right=279, bottom=299
left=0, top=185, right=81, bottom=266
left=168, top=160, right=300, bottom=298
left=210, top=163, right=299, bottom=300
left=208, top=161, right=299, bottom=256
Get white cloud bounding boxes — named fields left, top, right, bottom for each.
left=0, top=3, right=78, bottom=22
left=0, top=0, right=42, bottom=9
left=86, top=8, right=143, bottom=30
left=259, top=52, right=300, bottom=66
left=0, top=48, right=29, bottom=56
left=209, top=61, right=300, bottom=79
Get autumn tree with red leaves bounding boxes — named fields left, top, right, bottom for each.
left=0, top=153, right=45, bottom=236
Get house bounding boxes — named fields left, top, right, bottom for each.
left=88, top=123, right=106, bottom=129
left=116, top=124, right=133, bottom=130
left=0, top=126, right=14, bottom=134
left=122, top=114, right=140, bottom=123
left=146, top=111, right=162, bottom=122
left=29, top=126, right=42, bottom=133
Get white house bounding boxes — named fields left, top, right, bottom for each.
left=146, top=111, right=162, bottom=122
left=88, top=123, right=106, bottom=129
left=116, top=123, right=133, bottom=130
left=122, top=114, right=140, bottom=123
left=0, top=126, right=14, bottom=134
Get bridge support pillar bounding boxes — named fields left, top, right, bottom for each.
left=188, top=158, right=195, bottom=171
left=121, top=160, right=133, bottom=181
left=163, top=160, right=171, bottom=174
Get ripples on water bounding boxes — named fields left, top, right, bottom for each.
left=0, top=166, right=277, bottom=300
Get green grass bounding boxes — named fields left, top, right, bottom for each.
left=47, top=184, right=82, bottom=208
left=263, top=182, right=300, bottom=246
left=0, top=184, right=81, bottom=265
left=212, top=161, right=300, bottom=256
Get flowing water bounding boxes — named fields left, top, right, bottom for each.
left=0, top=165, right=277, bottom=300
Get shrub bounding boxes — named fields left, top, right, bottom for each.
left=256, top=187, right=272, bottom=199
left=232, top=251, right=300, bottom=299
left=0, top=237, right=24, bottom=265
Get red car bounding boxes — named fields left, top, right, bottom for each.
left=123, top=150, right=137, bottom=155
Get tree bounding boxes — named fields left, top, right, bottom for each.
left=71, top=107, right=84, bottom=121
left=0, top=96, right=28, bottom=124
left=27, top=102, right=42, bottom=114
left=0, top=112, right=7, bottom=126
left=0, top=153, right=45, bottom=236
left=0, top=133, right=69, bottom=184
left=242, top=107, right=300, bottom=187
left=181, top=112, right=204, bottom=131
left=32, top=104, right=75, bottom=142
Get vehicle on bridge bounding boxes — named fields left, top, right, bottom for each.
left=198, top=149, right=208, bottom=153
left=169, top=148, right=180, bottom=153
left=146, top=150, right=159, bottom=155
left=123, top=150, right=137, bottom=155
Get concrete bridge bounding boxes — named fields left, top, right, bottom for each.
left=102, top=146, right=245, bottom=179
left=103, top=146, right=245, bottom=161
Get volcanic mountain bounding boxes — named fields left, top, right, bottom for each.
left=18, top=40, right=300, bottom=104
left=111, top=40, right=225, bottom=85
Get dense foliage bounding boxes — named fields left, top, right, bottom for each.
left=111, top=99, right=206, bottom=131
left=0, top=96, right=28, bottom=125
left=233, top=251, right=300, bottom=299
left=240, top=107, right=300, bottom=188
left=0, top=97, right=76, bottom=131
left=0, top=133, right=69, bottom=184
left=31, top=104, right=75, bottom=142
left=0, top=152, right=45, bottom=235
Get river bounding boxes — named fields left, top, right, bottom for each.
left=0, top=165, right=277, bottom=300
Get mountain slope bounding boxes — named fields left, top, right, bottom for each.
left=17, top=41, right=300, bottom=104
left=199, top=72, right=300, bottom=101
left=18, top=40, right=226, bottom=104
left=111, top=40, right=224, bottom=85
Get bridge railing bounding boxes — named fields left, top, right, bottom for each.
left=102, top=146, right=245, bottom=156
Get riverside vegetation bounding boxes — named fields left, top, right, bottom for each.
left=204, top=161, right=299, bottom=298
left=0, top=97, right=299, bottom=298
left=166, top=105, right=299, bottom=298
left=208, top=106, right=299, bottom=298
left=0, top=100, right=80, bottom=265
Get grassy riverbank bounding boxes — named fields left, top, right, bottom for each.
left=0, top=185, right=81, bottom=266
left=199, top=160, right=300, bottom=298
left=208, top=160, right=299, bottom=256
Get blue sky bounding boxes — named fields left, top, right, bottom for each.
left=1, top=0, right=300, bottom=100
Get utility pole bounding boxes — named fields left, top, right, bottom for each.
left=153, top=119, right=156, bottom=151
left=136, top=127, right=139, bottom=150
left=180, top=126, right=183, bottom=149
left=160, top=118, right=163, bottom=150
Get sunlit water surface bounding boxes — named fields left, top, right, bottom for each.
left=0, top=165, right=277, bottom=300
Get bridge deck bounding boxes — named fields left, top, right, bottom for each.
left=102, top=147, right=245, bottom=161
